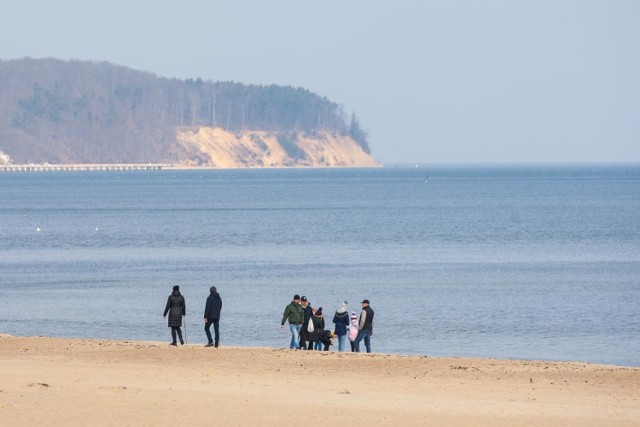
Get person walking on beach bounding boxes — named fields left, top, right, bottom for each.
left=332, top=301, right=350, bottom=352
left=299, top=296, right=313, bottom=350
left=163, top=285, right=186, bottom=346
left=280, top=294, right=304, bottom=349
left=204, top=286, right=222, bottom=348
left=354, top=299, right=374, bottom=353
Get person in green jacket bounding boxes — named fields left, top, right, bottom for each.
left=280, top=294, right=304, bottom=349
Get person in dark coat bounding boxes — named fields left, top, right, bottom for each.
left=204, top=286, right=222, bottom=347
left=163, top=285, right=186, bottom=346
left=306, top=307, right=325, bottom=351
left=318, top=329, right=335, bottom=351
left=332, top=301, right=350, bottom=352
left=299, top=296, right=313, bottom=350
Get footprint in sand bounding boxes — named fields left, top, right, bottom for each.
left=27, top=383, right=50, bottom=388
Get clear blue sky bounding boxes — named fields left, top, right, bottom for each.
left=1, top=0, right=638, bottom=163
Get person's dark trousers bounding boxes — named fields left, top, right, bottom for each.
left=321, top=338, right=331, bottom=351
left=171, top=327, right=184, bottom=344
left=350, top=341, right=355, bottom=352
left=205, top=319, right=220, bottom=346
left=299, top=330, right=307, bottom=349
left=307, top=340, right=316, bottom=350
left=354, top=328, right=372, bottom=353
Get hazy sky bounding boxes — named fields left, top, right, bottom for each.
left=1, top=0, right=638, bottom=163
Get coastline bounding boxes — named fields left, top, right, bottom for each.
left=1, top=335, right=638, bottom=426
left=0, top=163, right=384, bottom=172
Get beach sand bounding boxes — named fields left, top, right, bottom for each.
left=0, top=335, right=638, bottom=426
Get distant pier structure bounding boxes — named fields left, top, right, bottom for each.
left=0, top=163, right=170, bottom=172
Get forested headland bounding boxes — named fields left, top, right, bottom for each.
left=0, top=58, right=377, bottom=167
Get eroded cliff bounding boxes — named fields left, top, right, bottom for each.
left=174, top=127, right=380, bottom=168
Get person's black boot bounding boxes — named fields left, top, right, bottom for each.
left=205, top=343, right=214, bottom=347
left=170, top=342, right=177, bottom=346
left=214, top=343, right=219, bottom=348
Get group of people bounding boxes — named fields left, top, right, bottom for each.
left=162, top=286, right=375, bottom=354
left=162, top=285, right=222, bottom=347
left=280, top=295, right=374, bottom=353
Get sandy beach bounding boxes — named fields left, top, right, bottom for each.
left=0, top=335, right=638, bottom=426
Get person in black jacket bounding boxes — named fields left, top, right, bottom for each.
left=354, top=299, right=374, bottom=353
left=204, top=286, right=222, bottom=347
left=306, top=307, right=325, bottom=351
left=163, top=285, right=186, bottom=346
left=299, top=296, right=313, bottom=350
left=318, top=329, right=335, bottom=351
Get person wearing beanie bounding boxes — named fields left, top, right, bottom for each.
left=348, top=311, right=359, bottom=352
left=314, top=307, right=326, bottom=350
left=163, top=285, right=186, bottom=346
left=333, top=301, right=350, bottom=352
left=280, top=294, right=304, bottom=349
left=308, top=306, right=325, bottom=351
left=203, top=286, right=222, bottom=347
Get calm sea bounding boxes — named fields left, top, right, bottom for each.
left=0, top=165, right=638, bottom=366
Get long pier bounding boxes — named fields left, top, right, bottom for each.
left=0, top=163, right=170, bottom=172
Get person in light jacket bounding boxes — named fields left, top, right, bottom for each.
left=348, top=311, right=359, bottom=352
left=204, top=286, right=222, bottom=348
left=163, top=285, right=186, bottom=346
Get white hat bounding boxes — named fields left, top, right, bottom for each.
left=337, top=300, right=348, bottom=313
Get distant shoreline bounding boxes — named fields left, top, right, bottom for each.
left=2, top=162, right=638, bottom=173
left=0, top=163, right=384, bottom=172
left=0, top=163, right=168, bottom=172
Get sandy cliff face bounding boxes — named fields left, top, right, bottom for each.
left=174, top=127, right=380, bottom=168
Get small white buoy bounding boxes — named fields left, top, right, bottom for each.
left=35, top=226, right=41, bottom=232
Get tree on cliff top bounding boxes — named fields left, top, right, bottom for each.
left=0, top=58, right=371, bottom=163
